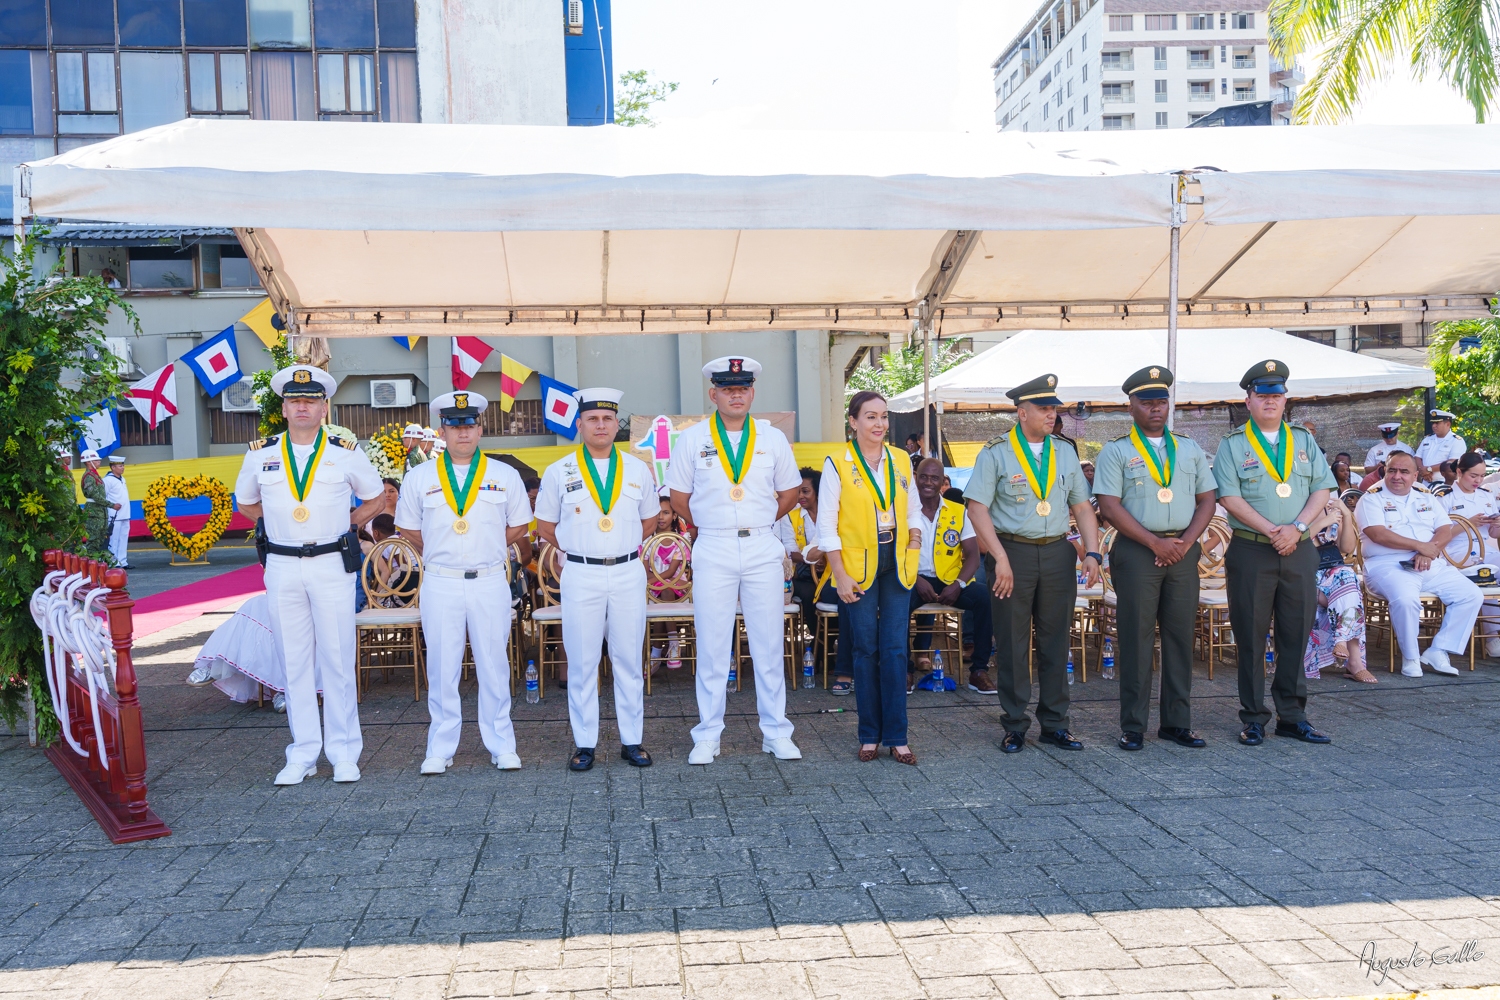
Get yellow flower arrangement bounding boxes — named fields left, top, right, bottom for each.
left=365, top=423, right=409, bottom=482
left=143, top=474, right=233, bottom=561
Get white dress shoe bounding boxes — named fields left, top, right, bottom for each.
left=1421, top=647, right=1459, bottom=676
left=1486, top=637, right=1500, bottom=658
left=492, top=752, right=522, bottom=771
left=185, top=664, right=214, bottom=686
left=274, top=763, right=316, bottom=786
left=687, top=741, right=720, bottom=765
left=762, top=737, right=803, bottom=760
left=332, top=761, right=361, bottom=782
left=271, top=692, right=286, bottom=713
left=1401, top=659, right=1423, bottom=678
left=419, top=756, right=452, bottom=775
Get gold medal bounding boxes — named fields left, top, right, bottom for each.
left=1157, top=487, right=1173, bottom=503
left=1276, top=482, right=1292, bottom=498
left=729, top=485, right=746, bottom=501
left=1035, top=500, right=1052, bottom=517
left=452, top=517, right=469, bottom=534
left=598, top=516, right=614, bottom=532
left=292, top=505, right=310, bottom=523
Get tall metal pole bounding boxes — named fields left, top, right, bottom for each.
left=922, top=320, right=933, bottom=457
left=1166, top=174, right=1184, bottom=430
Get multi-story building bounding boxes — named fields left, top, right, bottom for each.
left=992, top=0, right=1302, bottom=132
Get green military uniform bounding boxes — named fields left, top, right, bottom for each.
left=1093, top=366, right=1213, bottom=740
left=1212, top=359, right=1337, bottom=736
left=80, top=466, right=110, bottom=558
left=963, top=373, right=1092, bottom=738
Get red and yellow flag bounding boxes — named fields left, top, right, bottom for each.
left=499, top=354, right=534, bottom=412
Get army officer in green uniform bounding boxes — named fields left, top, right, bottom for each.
left=965, top=374, right=1102, bottom=753
left=1213, top=360, right=1336, bottom=747
left=1093, top=366, right=1217, bottom=751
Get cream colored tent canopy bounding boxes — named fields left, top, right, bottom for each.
left=886, top=328, right=1437, bottom=412
left=16, top=119, right=1500, bottom=338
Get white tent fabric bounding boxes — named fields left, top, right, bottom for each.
left=16, top=120, right=1500, bottom=337
left=886, top=328, right=1436, bottom=412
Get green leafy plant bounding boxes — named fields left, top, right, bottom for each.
left=845, top=340, right=972, bottom=399
left=1419, top=310, right=1500, bottom=451
left=0, top=233, right=133, bottom=744
left=251, top=334, right=296, bottom=438
left=615, top=69, right=679, bottom=127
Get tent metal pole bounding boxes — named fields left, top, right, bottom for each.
left=922, top=321, right=933, bottom=457
left=1166, top=174, right=1184, bottom=430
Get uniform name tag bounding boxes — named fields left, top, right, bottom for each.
left=262, top=461, right=281, bottom=472
left=565, top=480, right=584, bottom=492
left=425, top=486, right=443, bottom=496
left=1126, top=456, right=1144, bottom=468
left=1241, top=457, right=1259, bottom=470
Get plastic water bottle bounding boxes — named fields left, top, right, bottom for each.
left=727, top=660, right=737, bottom=692
left=802, top=646, right=815, bottom=689
left=1265, top=633, right=1275, bottom=671
left=525, top=660, right=540, bottom=704
left=785, top=577, right=793, bottom=600
left=666, top=637, right=681, bottom=670
left=933, top=650, right=946, bottom=690
left=1067, top=650, right=1075, bottom=685
left=1101, top=639, right=1116, bottom=681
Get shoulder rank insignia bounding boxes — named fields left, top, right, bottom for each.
left=252, top=435, right=278, bottom=451
left=329, top=435, right=357, bottom=450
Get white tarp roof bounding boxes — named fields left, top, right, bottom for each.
left=16, top=119, right=1500, bottom=337
left=886, top=327, right=1437, bottom=411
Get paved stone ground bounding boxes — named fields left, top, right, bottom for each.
left=6, top=611, right=1500, bottom=1000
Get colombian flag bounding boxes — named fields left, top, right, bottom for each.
left=499, top=354, right=534, bottom=412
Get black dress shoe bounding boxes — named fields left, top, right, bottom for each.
left=1118, top=731, right=1144, bottom=751
left=619, top=744, right=653, bottom=767
left=1000, top=731, right=1026, bottom=754
left=1158, top=727, right=1207, bottom=748
left=569, top=747, right=595, bottom=771
left=1038, top=729, right=1083, bottom=751
left=1239, top=722, right=1264, bottom=746
left=1275, top=719, right=1331, bottom=744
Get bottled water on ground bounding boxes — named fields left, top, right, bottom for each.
left=1067, top=650, right=1075, bottom=685
left=932, top=650, right=945, bottom=688
left=525, top=661, right=540, bottom=704
left=727, top=661, right=738, bottom=692
left=802, top=646, right=815, bottom=689
left=1101, top=638, right=1116, bottom=681
left=667, top=638, right=681, bottom=669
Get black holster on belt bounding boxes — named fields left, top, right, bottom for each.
left=339, top=527, right=362, bottom=574
left=254, top=518, right=269, bottom=567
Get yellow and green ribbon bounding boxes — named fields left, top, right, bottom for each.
left=1244, top=420, right=1294, bottom=484
left=852, top=443, right=897, bottom=510
left=710, top=412, right=756, bottom=485
left=1128, top=424, right=1177, bottom=489
left=1007, top=425, right=1054, bottom=503
left=577, top=445, right=622, bottom=516
left=439, top=450, right=486, bottom=519
left=282, top=427, right=327, bottom=503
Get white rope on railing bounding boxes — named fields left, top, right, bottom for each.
left=30, top=570, right=116, bottom=770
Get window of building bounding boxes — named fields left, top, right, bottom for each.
left=120, top=51, right=185, bottom=132
left=1055, top=88, right=1063, bottom=107
left=1154, top=45, right=1167, bottom=69
left=128, top=246, right=196, bottom=289
left=1100, top=50, right=1133, bottom=70
left=56, top=51, right=119, bottom=133
left=1155, top=78, right=1167, bottom=101
left=1289, top=329, right=1337, bottom=346
left=1220, top=11, right=1227, bottom=26
left=189, top=52, right=250, bottom=113
left=376, top=0, right=417, bottom=47
left=1155, top=111, right=1168, bottom=127
left=1043, top=102, right=1049, bottom=119
left=1355, top=323, right=1405, bottom=348
left=250, top=0, right=312, bottom=49
left=119, top=407, right=173, bottom=446
left=1144, top=14, right=1176, bottom=29
left=1101, top=81, right=1133, bottom=103
left=318, top=52, right=376, bottom=116
left=1232, top=11, right=1254, bottom=28
left=1081, top=31, right=1088, bottom=49
left=210, top=409, right=260, bottom=445
left=1221, top=77, right=1228, bottom=94
left=1188, top=79, right=1214, bottom=100
left=1188, top=48, right=1212, bottom=67
left=1066, top=78, right=1074, bottom=97
left=1057, top=118, right=1064, bottom=130
left=1101, top=114, right=1133, bottom=129
left=1082, top=94, right=1088, bottom=112
left=1067, top=49, right=1074, bottom=66
left=1187, top=13, right=1211, bottom=29
left=200, top=243, right=262, bottom=288
left=0, top=51, right=36, bottom=133
left=1233, top=79, right=1255, bottom=101
left=51, top=0, right=116, bottom=46
left=118, top=0, right=182, bottom=47
left=315, top=0, right=376, bottom=49
left=251, top=51, right=315, bottom=119
left=1233, top=46, right=1255, bottom=68
left=0, top=0, right=47, bottom=45
left=1220, top=44, right=1227, bottom=62
left=1189, top=111, right=1207, bottom=122
left=1081, top=63, right=1088, bottom=81
left=1068, top=107, right=1074, bottom=126
left=1108, top=15, right=1133, bottom=30
left=185, top=0, right=249, bottom=46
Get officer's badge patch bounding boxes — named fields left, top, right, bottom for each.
left=1149, top=368, right=1160, bottom=378
left=729, top=358, right=743, bottom=374
left=1266, top=361, right=1276, bottom=372
left=898, top=475, right=908, bottom=489
left=1297, top=450, right=1308, bottom=462
left=454, top=393, right=468, bottom=409
left=293, top=369, right=311, bottom=383
left=942, top=529, right=960, bottom=547
left=1047, top=375, right=1056, bottom=386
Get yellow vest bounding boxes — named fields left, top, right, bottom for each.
left=787, top=505, right=808, bottom=549
left=831, top=444, right=918, bottom=589
left=930, top=498, right=967, bottom=585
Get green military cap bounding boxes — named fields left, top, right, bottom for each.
left=1121, top=364, right=1173, bottom=400
left=1239, top=359, right=1289, bottom=394
left=1006, top=373, right=1062, bottom=406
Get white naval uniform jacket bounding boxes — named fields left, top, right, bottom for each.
left=394, top=455, right=532, bottom=569
left=1355, top=487, right=1453, bottom=561
left=235, top=433, right=384, bottom=544
left=1439, top=485, right=1500, bottom=565
left=535, top=449, right=659, bottom=558
left=664, top=418, right=800, bottom=530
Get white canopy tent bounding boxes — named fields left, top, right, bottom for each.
left=887, top=328, right=1436, bottom=412
left=14, top=119, right=1500, bottom=342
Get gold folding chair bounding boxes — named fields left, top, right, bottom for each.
left=355, top=536, right=424, bottom=701
left=642, top=530, right=696, bottom=694
left=1194, top=517, right=1233, bottom=679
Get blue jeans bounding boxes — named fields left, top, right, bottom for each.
left=845, top=541, right=913, bottom=746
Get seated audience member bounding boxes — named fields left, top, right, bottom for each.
left=1355, top=452, right=1482, bottom=678
left=1331, top=455, right=1355, bottom=493
left=908, top=457, right=994, bottom=693
left=1358, top=460, right=1386, bottom=492
left=1303, top=495, right=1372, bottom=683
left=1439, top=452, right=1500, bottom=657
left=776, top=466, right=824, bottom=643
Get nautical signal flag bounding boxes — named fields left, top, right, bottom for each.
left=539, top=374, right=579, bottom=438
left=392, top=336, right=422, bottom=350
left=124, top=363, right=180, bottom=429
left=239, top=298, right=283, bottom=348
left=75, top=407, right=120, bottom=456
left=451, top=336, right=494, bottom=390
left=499, top=354, right=534, bottom=412
left=179, top=325, right=242, bottom=396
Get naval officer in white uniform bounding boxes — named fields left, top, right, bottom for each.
left=534, top=388, right=660, bottom=771
left=666, top=356, right=803, bottom=764
left=234, top=364, right=385, bottom=785
left=396, top=390, right=533, bottom=775
left=1416, top=409, right=1466, bottom=483
left=104, top=454, right=131, bottom=567
left=1365, top=422, right=1413, bottom=471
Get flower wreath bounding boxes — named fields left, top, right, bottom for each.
left=143, top=474, right=233, bottom=561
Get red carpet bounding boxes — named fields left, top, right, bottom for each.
left=130, top=563, right=266, bottom=638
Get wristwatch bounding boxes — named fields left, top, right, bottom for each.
left=1292, top=520, right=1309, bottom=534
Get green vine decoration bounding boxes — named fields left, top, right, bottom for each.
left=250, top=333, right=296, bottom=438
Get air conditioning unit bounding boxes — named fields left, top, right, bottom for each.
left=567, top=0, right=584, bottom=33
left=370, top=378, right=415, bottom=408
left=220, top=378, right=261, bottom=412
left=102, top=338, right=133, bottom=375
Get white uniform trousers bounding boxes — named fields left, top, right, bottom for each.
left=264, top=552, right=361, bottom=767
left=108, top=516, right=130, bottom=566
left=419, top=572, right=516, bottom=760
left=1366, top=556, right=1483, bottom=660
left=689, top=531, right=793, bottom=744
left=561, top=558, right=647, bottom=748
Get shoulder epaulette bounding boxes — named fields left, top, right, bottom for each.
left=251, top=435, right=278, bottom=451
left=984, top=433, right=1009, bottom=449
left=1367, top=482, right=1384, bottom=493
left=329, top=435, right=357, bottom=450
left=1479, top=486, right=1493, bottom=494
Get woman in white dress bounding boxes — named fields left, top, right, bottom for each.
left=185, top=594, right=299, bottom=712
left=1439, top=452, right=1500, bottom=657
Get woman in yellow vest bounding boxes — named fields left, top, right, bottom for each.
left=818, top=390, right=924, bottom=764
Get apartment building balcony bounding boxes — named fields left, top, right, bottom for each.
left=1270, top=65, right=1305, bottom=87
left=1234, top=84, right=1257, bottom=101
left=1272, top=99, right=1295, bottom=116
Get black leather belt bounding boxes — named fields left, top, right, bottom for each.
left=566, top=551, right=640, bottom=566
left=1155, top=530, right=1184, bottom=538
left=997, top=532, right=1067, bottom=546
left=264, top=539, right=343, bottom=558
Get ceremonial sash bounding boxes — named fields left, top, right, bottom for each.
left=852, top=443, right=897, bottom=511
left=439, top=451, right=485, bottom=519
left=1245, top=421, right=1294, bottom=484
left=577, top=445, right=622, bottom=516
left=1007, top=426, right=1054, bottom=502
left=710, top=412, right=755, bottom=485
left=1129, top=424, right=1176, bottom=488
left=282, top=428, right=327, bottom=504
